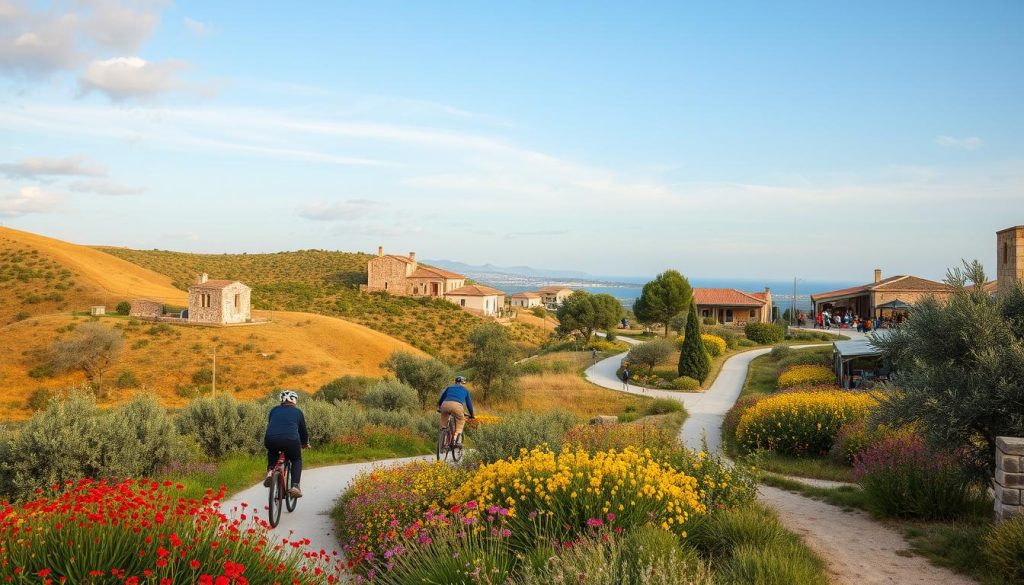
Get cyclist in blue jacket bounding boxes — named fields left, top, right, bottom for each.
left=437, top=376, right=475, bottom=446
left=263, top=390, right=309, bottom=497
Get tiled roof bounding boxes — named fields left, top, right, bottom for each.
left=693, top=288, right=766, bottom=307
left=410, top=266, right=465, bottom=280
left=811, top=275, right=951, bottom=301
left=382, top=254, right=415, bottom=264
left=190, top=279, right=244, bottom=290
left=445, top=284, right=504, bottom=297
left=511, top=292, right=541, bottom=298
left=537, top=286, right=572, bottom=294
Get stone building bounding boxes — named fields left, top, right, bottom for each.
left=694, top=287, right=773, bottom=325
left=997, top=225, right=1024, bottom=295
left=811, top=270, right=953, bottom=319
left=188, top=273, right=251, bottom=325
left=365, top=247, right=466, bottom=297
left=129, top=298, right=163, bottom=318
left=537, top=286, right=574, bottom=309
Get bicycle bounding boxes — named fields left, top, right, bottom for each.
left=266, top=451, right=298, bottom=527
left=437, top=413, right=469, bottom=462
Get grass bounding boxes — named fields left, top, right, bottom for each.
left=742, top=352, right=784, bottom=398
left=164, top=430, right=433, bottom=500
left=755, top=452, right=856, bottom=483
left=759, top=473, right=868, bottom=511
left=493, top=371, right=652, bottom=419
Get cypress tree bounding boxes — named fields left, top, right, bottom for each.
left=678, top=299, right=710, bottom=382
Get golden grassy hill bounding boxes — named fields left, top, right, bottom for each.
left=97, top=246, right=551, bottom=362
left=0, top=310, right=423, bottom=420
left=0, top=227, right=187, bottom=325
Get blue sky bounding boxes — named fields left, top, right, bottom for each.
left=0, top=1, right=1022, bottom=280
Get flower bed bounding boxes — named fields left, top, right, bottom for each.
left=736, top=390, right=875, bottom=456
left=777, top=365, right=835, bottom=389
left=701, top=334, right=727, bottom=357
left=0, top=479, right=342, bottom=584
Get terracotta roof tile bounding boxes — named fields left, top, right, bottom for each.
left=410, top=266, right=465, bottom=280
left=190, top=279, right=244, bottom=290
left=537, top=286, right=573, bottom=294
left=445, top=284, right=504, bottom=297
left=693, top=288, right=766, bottom=307
left=511, top=292, right=541, bottom=298
left=811, top=275, right=951, bottom=301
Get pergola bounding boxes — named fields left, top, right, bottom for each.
left=874, top=298, right=912, bottom=318
left=833, top=331, right=890, bottom=387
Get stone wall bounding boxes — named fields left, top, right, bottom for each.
left=994, top=436, right=1024, bottom=522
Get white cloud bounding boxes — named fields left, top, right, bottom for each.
left=0, top=185, right=64, bottom=217
left=78, top=56, right=190, bottom=101
left=183, top=17, right=211, bottom=37
left=935, top=135, right=983, bottom=150
left=69, top=179, right=143, bottom=195
left=297, top=199, right=381, bottom=221
left=0, top=155, right=105, bottom=178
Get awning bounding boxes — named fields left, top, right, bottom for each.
left=875, top=299, right=913, bottom=310
left=834, top=331, right=891, bottom=360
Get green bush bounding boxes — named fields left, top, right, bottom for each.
left=297, top=399, right=346, bottom=446
left=736, top=338, right=758, bottom=347
left=644, top=398, right=683, bottom=416
left=672, top=376, right=700, bottom=391
left=25, top=387, right=56, bottom=411
left=315, top=375, right=376, bottom=402
left=776, top=350, right=829, bottom=372
left=625, top=338, right=675, bottom=372
left=702, top=317, right=716, bottom=326
left=191, top=367, right=213, bottom=384
left=382, top=351, right=454, bottom=407
left=467, top=411, right=578, bottom=465
left=689, top=505, right=786, bottom=555
left=701, top=334, right=726, bottom=357
left=769, top=344, right=791, bottom=360
left=982, top=513, right=1024, bottom=582
left=115, top=301, right=131, bottom=315
left=116, top=369, right=140, bottom=389
left=359, top=379, right=419, bottom=412
left=175, top=394, right=266, bottom=458
left=707, top=327, right=739, bottom=349
left=744, top=322, right=785, bottom=345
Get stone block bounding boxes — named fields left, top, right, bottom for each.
left=589, top=415, right=618, bottom=426
left=996, top=470, right=1024, bottom=488
left=996, top=503, right=1023, bottom=523
left=996, top=436, right=1024, bottom=456
left=1000, top=454, right=1022, bottom=474
left=994, top=483, right=1021, bottom=506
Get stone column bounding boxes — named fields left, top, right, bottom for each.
left=994, top=436, right=1024, bottom=522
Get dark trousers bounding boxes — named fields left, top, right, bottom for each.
left=265, top=436, right=302, bottom=486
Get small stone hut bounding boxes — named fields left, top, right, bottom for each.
left=188, top=273, right=252, bottom=325
left=129, top=299, right=163, bottom=318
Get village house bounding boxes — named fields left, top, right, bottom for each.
left=537, top=286, right=574, bottom=309
left=188, top=273, right=252, bottom=325
left=444, top=284, right=506, bottom=317
left=810, top=270, right=953, bottom=320
left=509, top=291, right=542, bottom=308
left=693, top=287, right=773, bottom=325
left=365, top=247, right=466, bottom=297
left=129, top=298, right=163, bottom=318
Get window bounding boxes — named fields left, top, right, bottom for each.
left=750, top=309, right=756, bottom=318
left=200, top=293, right=211, bottom=308
left=384, top=282, right=388, bottom=290
left=1005, top=241, right=1010, bottom=265
left=460, top=299, right=466, bottom=307
left=234, top=294, right=240, bottom=309
left=701, top=309, right=709, bottom=318
left=725, top=309, right=733, bottom=322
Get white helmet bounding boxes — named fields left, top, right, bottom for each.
left=279, top=390, right=298, bottom=404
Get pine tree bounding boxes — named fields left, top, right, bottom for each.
left=678, top=299, right=710, bottom=382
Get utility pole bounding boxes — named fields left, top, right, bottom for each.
left=212, top=345, right=217, bottom=396
left=792, top=277, right=797, bottom=327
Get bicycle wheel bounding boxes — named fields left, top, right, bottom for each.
left=451, top=436, right=463, bottom=462
left=267, top=469, right=283, bottom=527
left=284, top=461, right=297, bottom=512
left=437, top=423, right=450, bottom=461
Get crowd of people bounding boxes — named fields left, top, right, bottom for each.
left=812, top=309, right=905, bottom=332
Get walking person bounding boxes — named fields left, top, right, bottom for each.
left=621, top=365, right=631, bottom=391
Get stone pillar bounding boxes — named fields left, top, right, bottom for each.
left=994, top=436, right=1024, bottom=522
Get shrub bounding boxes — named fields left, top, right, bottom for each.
left=336, top=460, right=467, bottom=567
left=604, top=330, right=617, bottom=342
left=626, top=338, right=675, bottom=373
left=830, top=420, right=891, bottom=464
left=700, top=334, right=726, bottom=357
left=644, top=398, right=684, bottom=416
left=191, top=367, right=213, bottom=384
left=777, top=364, right=835, bottom=388
left=564, top=421, right=679, bottom=455
left=297, top=399, right=347, bottom=446
left=769, top=344, right=791, bottom=360
left=116, top=369, right=140, bottom=388
left=736, top=390, right=876, bottom=456
left=115, top=300, right=131, bottom=315
left=175, top=394, right=266, bottom=458
left=982, top=513, right=1024, bottom=582
left=776, top=350, right=829, bottom=372
left=672, top=376, right=700, bottom=391
left=744, top=322, right=785, bottom=345
left=381, top=351, right=454, bottom=407
left=45, top=322, right=124, bottom=383
left=736, top=338, right=758, bottom=347
left=854, top=434, right=982, bottom=519
left=359, top=379, right=419, bottom=412
left=282, top=363, right=308, bottom=375
left=722, top=395, right=761, bottom=443
left=707, top=326, right=739, bottom=349
left=703, top=317, right=716, bottom=326
left=662, top=448, right=759, bottom=511
left=467, top=411, right=578, bottom=464
left=25, top=387, right=56, bottom=411
left=315, top=374, right=376, bottom=402
left=678, top=302, right=710, bottom=382
left=449, top=446, right=707, bottom=542
left=0, top=479, right=342, bottom=583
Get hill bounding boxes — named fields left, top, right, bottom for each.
left=97, top=247, right=550, bottom=362
left=0, top=310, right=423, bottom=419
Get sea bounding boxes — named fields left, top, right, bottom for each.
left=468, top=272, right=859, bottom=313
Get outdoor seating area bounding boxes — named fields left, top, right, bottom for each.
left=833, top=332, right=892, bottom=389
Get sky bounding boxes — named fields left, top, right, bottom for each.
left=0, top=1, right=1022, bottom=281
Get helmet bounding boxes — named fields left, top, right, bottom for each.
left=454, top=375, right=465, bottom=384
left=279, top=390, right=298, bottom=404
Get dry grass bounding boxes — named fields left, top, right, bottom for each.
left=0, top=310, right=422, bottom=420
left=488, top=372, right=650, bottom=419
left=512, top=311, right=557, bottom=331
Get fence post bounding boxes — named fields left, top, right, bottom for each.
left=994, top=436, right=1024, bottom=522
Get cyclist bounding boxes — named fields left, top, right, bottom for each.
left=263, top=390, right=309, bottom=498
left=437, top=375, right=475, bottom=447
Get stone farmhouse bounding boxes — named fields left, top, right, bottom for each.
left=510, top=291, right=542, bottom=308
left=365, top=247, right=466, bottom=298
left=445, top=284, right=506, bottom=317
left=694, top=287, right=773, bottom=325
left=129, top=298, right=164, bottom=318
left=188, top=273, right=252, bottom=325
left=810, top=270, right=953, bottom=319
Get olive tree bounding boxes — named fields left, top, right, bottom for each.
left=466, top=323, right=521, bottom=402
left=625, top=338, right=675, bottom=374
left=382, top=351, right=455, bottom=407
left=556, top=291, right=624, bottom=342
left=47, top=322, right=124, bottom=384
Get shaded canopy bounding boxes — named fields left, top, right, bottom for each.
left=875, top=299, right=913, bottom=310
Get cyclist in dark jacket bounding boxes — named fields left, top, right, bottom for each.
left=263, top=390, right=309, bottom=497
